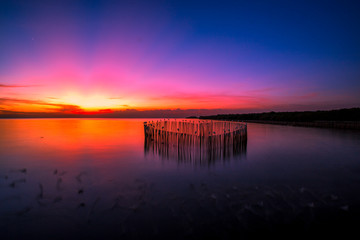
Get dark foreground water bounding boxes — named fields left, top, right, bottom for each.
left=1, top=119, right=360, bottom=239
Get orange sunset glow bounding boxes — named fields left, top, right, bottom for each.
left=1, top=0, right=359, bottom=118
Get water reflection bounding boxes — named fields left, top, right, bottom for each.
left=1, top=119, right=360, bottom=239
left=144, top=131, right=247, bottom=164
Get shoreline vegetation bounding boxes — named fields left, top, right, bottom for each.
left=194, top=108, right=360, bottom=130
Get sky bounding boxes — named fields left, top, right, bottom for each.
left=1, top=0, right=360, bottom=117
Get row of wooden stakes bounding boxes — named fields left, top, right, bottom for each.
left=144, top=119, right=247, bottom=164
left=144, top=119, right=247, bottom=137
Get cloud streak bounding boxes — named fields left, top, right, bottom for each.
left=0, top=84, right=42, bottom=88
left=0, top=97, right=81, bottom=113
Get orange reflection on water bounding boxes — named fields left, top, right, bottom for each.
left=0, top=119, right=147, bottom=165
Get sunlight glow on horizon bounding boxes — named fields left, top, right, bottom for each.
left=54, top=93, right=124, bottom=110
left=0, top=1, right=359, bottom=117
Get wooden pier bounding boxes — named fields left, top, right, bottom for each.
left=144, top=119, right=247, bottom=164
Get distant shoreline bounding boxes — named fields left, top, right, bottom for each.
left=196, top=108, right=360, bottom=130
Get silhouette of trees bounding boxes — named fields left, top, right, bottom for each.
left=199, top=108, right=360, bottom=122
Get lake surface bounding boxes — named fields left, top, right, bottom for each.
left=1, top=119, right=360, bottom=239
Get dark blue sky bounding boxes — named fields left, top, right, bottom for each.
left=0, top=0, right=359, bottom=115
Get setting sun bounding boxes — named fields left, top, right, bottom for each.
left=54, top=93, right=122, bottom=110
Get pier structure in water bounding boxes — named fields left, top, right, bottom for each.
left=144, top=119, right=247, bottom=164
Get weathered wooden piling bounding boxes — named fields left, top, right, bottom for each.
left=144, top=119, right=247, bottom=164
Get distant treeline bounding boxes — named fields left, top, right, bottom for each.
left=198, top=108, right=360, bottom=122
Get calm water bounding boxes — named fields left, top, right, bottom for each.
left=1, top=119, right=360, bottom=239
